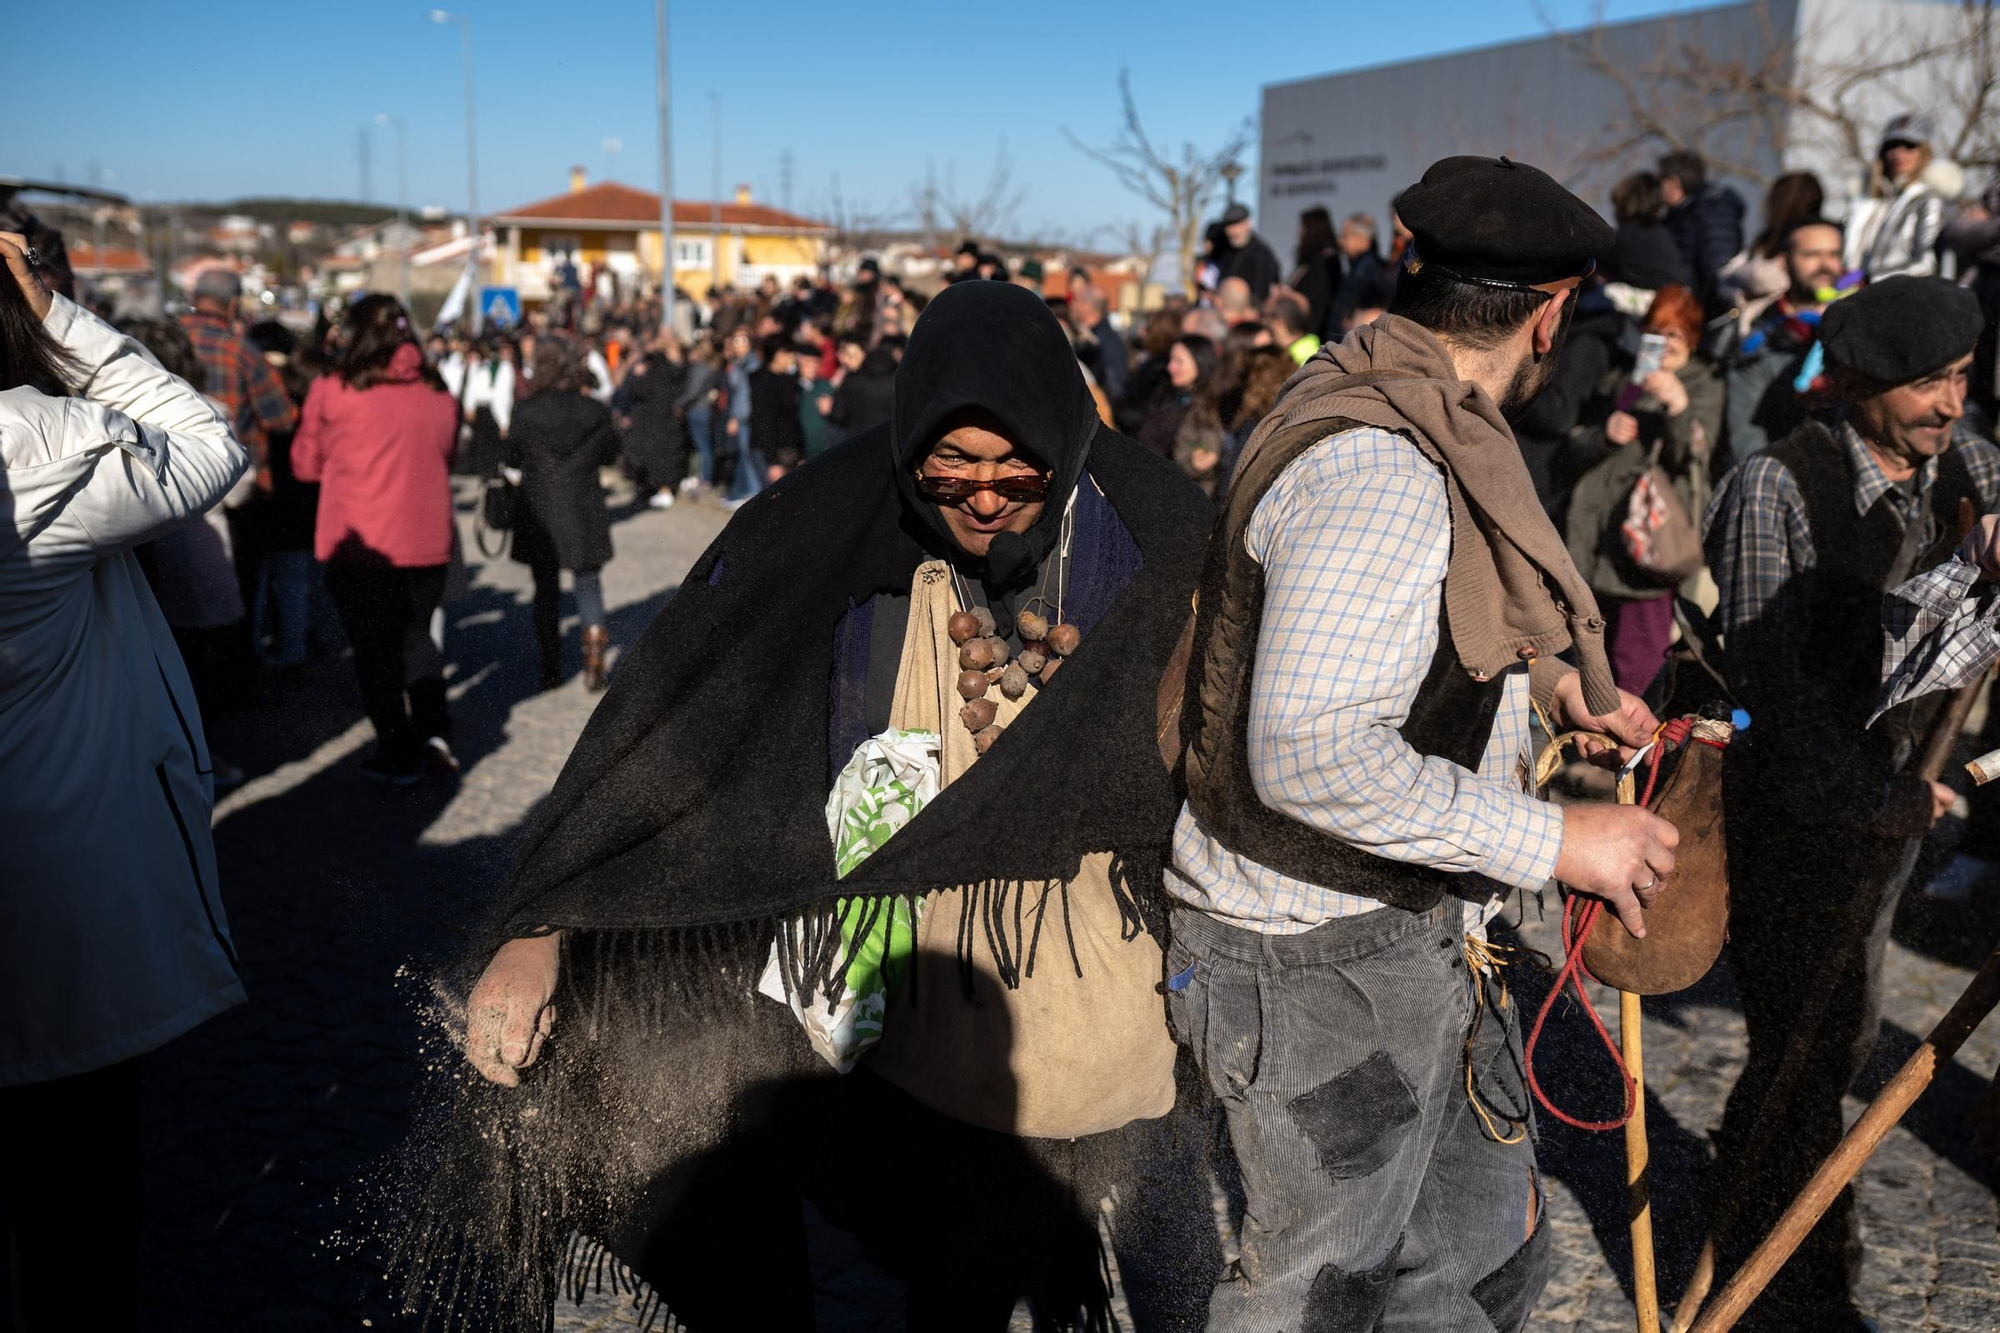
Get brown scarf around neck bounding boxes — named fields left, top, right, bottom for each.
left=1234, top=314, right=1621, bottom=716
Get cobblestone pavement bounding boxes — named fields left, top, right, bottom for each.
left=41, top=480, right=1999, bottom=1332
left=1512, top=879, right=2000, bottom=1333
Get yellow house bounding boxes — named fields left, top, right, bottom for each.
left=487, top=170, right=830, bottom=303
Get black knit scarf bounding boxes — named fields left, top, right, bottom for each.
left=394, top=282, right=1211, bottom=1331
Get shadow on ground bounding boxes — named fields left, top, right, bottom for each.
left=110, top=516, right=682, bottom=1332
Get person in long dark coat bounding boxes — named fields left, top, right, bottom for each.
left=829, top=339, right=898, bottom=440
left=748, top=340, right=806, bottom=475
left=507, top=334, right=620, bottom=691
left=400, top=280, right=1222, bottom=1333
left=1286, top=206, right=1340, bottom=341
left=616, top=334, right=690, bottom=508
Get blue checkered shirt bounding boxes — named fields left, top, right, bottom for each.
left=1165, top=427, right=1566, bottom=933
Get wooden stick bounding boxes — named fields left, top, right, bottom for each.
left=1673, top=655, right=1992, bottom=1328
left=1609, top=765, right=1662, bottom=1333
left=1621, top=989, right=1662, bottom=1333
left=1919, top=669, right=1988, bottom=785
left=1688, top=945, right=2000, bottom=1332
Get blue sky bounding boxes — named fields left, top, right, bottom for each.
left=17, top=0, right=1713, bottom=238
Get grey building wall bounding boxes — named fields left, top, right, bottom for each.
left=1257, top=0, right=1986, bottom=263
left=1788, top=0, right=1987, bottom=215
left=1257, top=2, right=1799, bottom=248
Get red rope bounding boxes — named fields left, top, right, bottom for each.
left=1521, top=721, right=1726, bottom=1133
left=1524, top=893, right=1636, bottom=1130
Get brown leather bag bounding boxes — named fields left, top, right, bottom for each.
left=1580, top=720, right=1733, bottom=995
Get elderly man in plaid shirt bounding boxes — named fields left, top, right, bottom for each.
left=1703, top=275, right=1992, bottom=1330
left=180, top=269, right=296, bottom=488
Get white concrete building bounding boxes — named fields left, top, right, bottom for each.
left=1258, top=0, right=1988, bottom=241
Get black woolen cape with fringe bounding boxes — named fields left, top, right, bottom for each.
left=396, top=281, right=1212, bottom=1332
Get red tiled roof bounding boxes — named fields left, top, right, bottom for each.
left=491, top=181, right=829, bottom=232
left=67, top=242, right=152, bottom=273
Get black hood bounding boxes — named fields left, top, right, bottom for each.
left=891, top=280, right=1100, bottom=587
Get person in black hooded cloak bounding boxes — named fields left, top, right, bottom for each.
left=394, top=280, right=1222, bottom=1331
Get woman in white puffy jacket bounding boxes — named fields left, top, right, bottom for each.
left=0, top=231, right=248, bottom=1328
left=1846, top=112, right=1953, bottom=280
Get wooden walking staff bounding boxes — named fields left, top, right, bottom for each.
left=1613, top=763, right=1663, bottom=1333
left=1621, top=991, right=1660, bottom=1333
left=1528, top=718, right=1729, bottom=1333
left=1687, top=941, right=2000, bottom=1332
left=1673, top=500, right=1994, bottom=1329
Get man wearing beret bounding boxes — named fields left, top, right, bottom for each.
left=1704, top=274, right=1993, bottom=1328
left=1167, top=156, right=1678, bottom=1331
left=1219, top=202, right=1283, bottom=305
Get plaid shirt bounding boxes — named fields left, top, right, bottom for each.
left=180, top=311, right=297, bottom=467
left=1166, top=427, right=1565, bottom=934
left=1704, top=418, right=2000, bottom=822
left=1871, top=557, right=2000, bottom=725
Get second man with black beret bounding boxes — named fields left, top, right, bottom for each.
left=1704, top=274, right=1992, bottom=1329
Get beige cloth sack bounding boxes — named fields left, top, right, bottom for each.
left=862, top=561, right=1178, bottom=1139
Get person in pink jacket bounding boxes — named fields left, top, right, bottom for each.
left=293, top=295, right=459, bottom=783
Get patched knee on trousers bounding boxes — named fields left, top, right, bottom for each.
left=1470, top=1194, right=1551, bottom=1333
left=1300, top=1234, right=1403, bottom=1333
left=1286, top=1050, right=1420, bottom=1181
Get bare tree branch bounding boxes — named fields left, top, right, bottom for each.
left=1553, top=0, right=1997, bottom=192
left=909, top=145, right=1028, bottom=253
left=1119, top=219, right=1173, bottom=300
left=818, top=171, right=904, bottom=261
left=1063, top=69, right=1253, bottom=297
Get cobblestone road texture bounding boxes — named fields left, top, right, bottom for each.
left=18, top=481, right=1997, bottom=1332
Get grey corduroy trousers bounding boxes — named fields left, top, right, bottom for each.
left=1166, top=900, right=1550, bottom=1333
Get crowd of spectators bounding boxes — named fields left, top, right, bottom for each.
left=10, top=113, right=2000, bottom=784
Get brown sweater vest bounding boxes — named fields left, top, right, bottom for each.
left=1181, top=417, right=1507, bottom=913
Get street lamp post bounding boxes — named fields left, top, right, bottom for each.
left=376, top=114, right=411, bottom=311
left=92, top=207, right=106, bottom=307
left=655, top=0, right=676, bottom=334
left=1220, top=162, right=1244, bottom=206
left=429, top=9, right=483, bottom=331
left=709, top=89, right=722, bottom=295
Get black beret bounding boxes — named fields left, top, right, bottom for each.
left=1821, top=276, right=1984, bottom=386
left=1399, top=156, right=1614, bottom=286
left=1220, top=202, right=1251, bottom=226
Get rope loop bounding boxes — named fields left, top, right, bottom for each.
left=1520, top=719, right=1684, bottom=1132
left=1524, top=891, right=1638, bottom=1131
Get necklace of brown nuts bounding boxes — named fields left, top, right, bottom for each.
left=947, top=501, right=1078, bottom=754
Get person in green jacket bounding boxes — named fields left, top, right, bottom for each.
left=799, top=333, right=838, bottom=459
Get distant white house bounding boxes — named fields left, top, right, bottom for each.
left=328, top=218, right=446, bottom=264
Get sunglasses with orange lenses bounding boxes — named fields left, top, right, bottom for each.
left=913, top=469, right=1052, bottom=503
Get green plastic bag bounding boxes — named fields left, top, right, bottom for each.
left=758, top=729, right=939, bottom=1070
